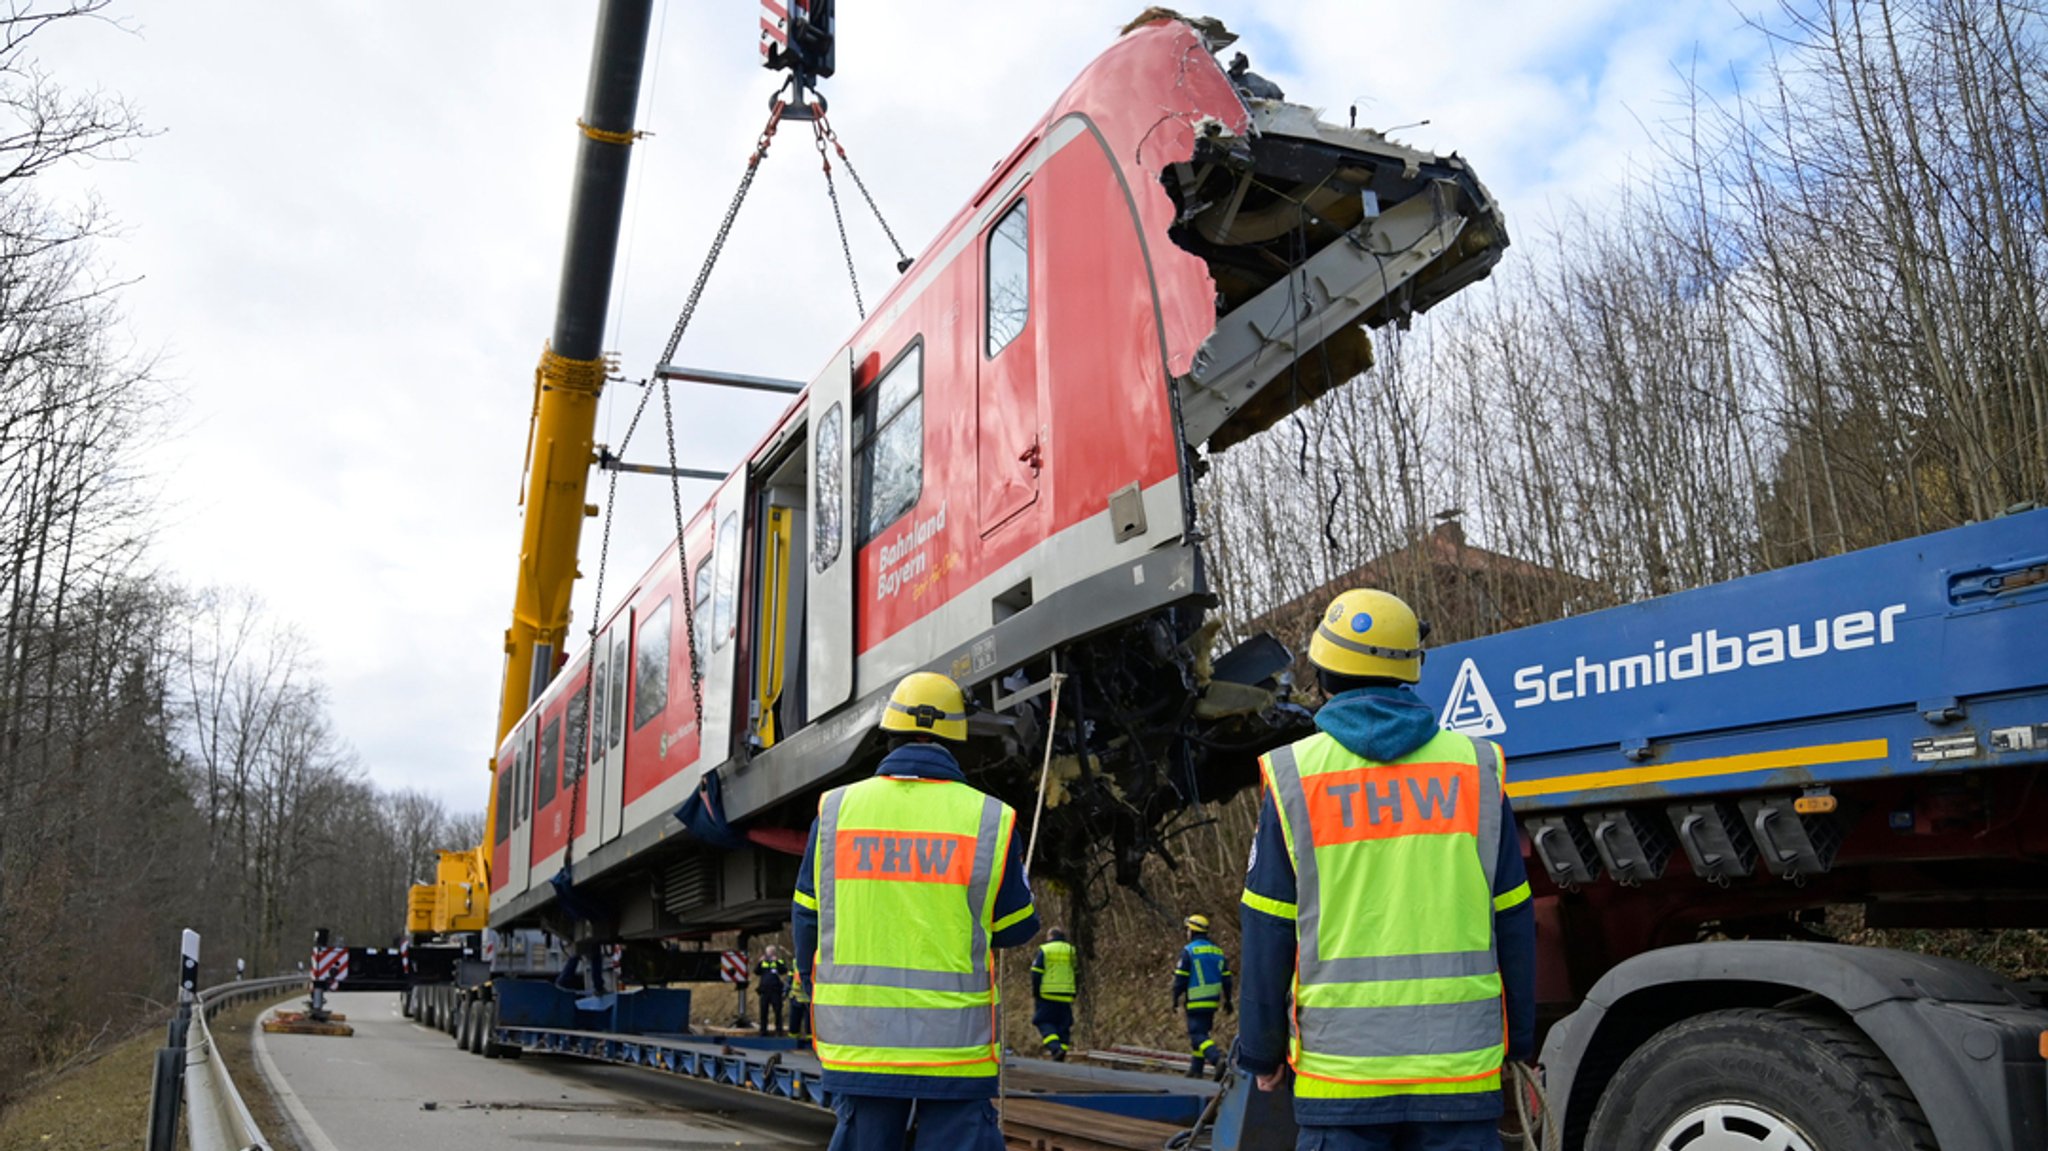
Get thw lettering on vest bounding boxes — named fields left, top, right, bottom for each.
left=835, top=830, right=976, bottom=885
left=1305, top=761, right=1477, bottom=846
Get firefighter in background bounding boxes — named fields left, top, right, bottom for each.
left=1030, top=927, right=1079, bottom=1061
left=792, top=672, right=1039, bottom=1151
left=1234, top=589, right=1535, bottom=1151
left=1172, top=914, right=1233, bottom=1078
left=755, top=944, right=790, bottom=1035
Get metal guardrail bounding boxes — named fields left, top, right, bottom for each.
left=145, top=930, right=309, bottom=1151
left=183, top=975, right=305, bottom=1151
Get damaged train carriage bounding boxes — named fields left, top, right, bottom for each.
left=487, top=14, right=1510, bottom=944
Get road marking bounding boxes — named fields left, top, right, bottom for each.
left=249, top=1007, right=346, bottom=1151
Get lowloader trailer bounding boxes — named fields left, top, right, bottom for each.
left=1417, top=507, right=2048, bottom=1150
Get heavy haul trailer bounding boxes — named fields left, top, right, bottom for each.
left=1415, top=508, right=2048, bottom=1150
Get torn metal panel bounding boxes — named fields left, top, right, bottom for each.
left=1165, top=94, right=1511, bottom=452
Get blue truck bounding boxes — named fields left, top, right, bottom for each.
left=1414, top=507, right=2048, bottom=1149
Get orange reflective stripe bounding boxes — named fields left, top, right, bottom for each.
left=831, top=829, right=976, bottom=884
left=1303, top=759, right=1478, bottom=846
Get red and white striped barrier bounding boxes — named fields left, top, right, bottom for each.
left=720, top=950, right=749, bottom=984
left=312, top=946, right=349, bottom=984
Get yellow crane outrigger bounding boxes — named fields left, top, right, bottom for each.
left=408, top=0, right=656, bottom=937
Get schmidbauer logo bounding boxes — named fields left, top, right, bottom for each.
left=1440, top=658, right=1507, bottom=737
left=1511, top=602, right=1908, bottom=710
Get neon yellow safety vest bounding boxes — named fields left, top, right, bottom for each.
left=1257, top=728, right=1508, bottom=1100
left=810, top=774, right=1015, bottom=1077
left=1036, top=940, right=1077, bottom=1002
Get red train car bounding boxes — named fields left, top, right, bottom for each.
left=490, top=14, right=1507, bottom=937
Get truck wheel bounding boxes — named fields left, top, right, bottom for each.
left=481, top=999, right=500, bottom=1059
left=401, top=988, right=415, bottom=1019
left=1585, top=1007, right=1937, bottom=1150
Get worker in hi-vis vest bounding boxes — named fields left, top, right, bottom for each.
left=1235, top=589, right=1535, bottom=1151
left=793, top=671, right=1040, bottom=1151
left=1172, top=914, right=1233, bottom=1078
left=1030, top=927, right=1079, bottom=1061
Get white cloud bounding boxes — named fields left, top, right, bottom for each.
left=32, top=0, right=1766, bottom=814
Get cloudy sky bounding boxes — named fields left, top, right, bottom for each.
left=37, top=1, right=1764, bottom=815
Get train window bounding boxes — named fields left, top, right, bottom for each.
left=986, top=199, right=1028, bottom=357
left=855, top=344, right=924, bottom=543
left=608, top=638, right=627, bottom=749
left=494, top=762, right=512, bottom=844
left=515, top=741, right=530, bottom=823
left=564, top=686, right=586, bottom=783
left=713, top=512, right=741, bottom=648
left=538, top=717, right=560, bottom=808
left=813, top=402, right=844, bottom=572
left=693, top=554, right=714, bottom=659
left=634, top=597, right=673, bottom=731
left=583, top=659, right=603, bottom=770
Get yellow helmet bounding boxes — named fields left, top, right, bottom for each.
left=1184, top=914, right=1210, bottom=933
left=879, top=671, right=969, bottom=742
left=1308, top=588, right=1424, bottom=683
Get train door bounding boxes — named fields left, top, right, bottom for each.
left=977, top=192, right=1041, bottom=532
left=577, top=617, right=628, bottom=858
left=695, top=481, right=748, bottom=765
left=748, top=434, right=810, bottom=749
left=806, top=348, right=856, bottom=717
left=507, top=717, right=534, bottom=895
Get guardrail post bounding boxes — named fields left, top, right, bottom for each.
left=147, top=928, right=200, bottom=1151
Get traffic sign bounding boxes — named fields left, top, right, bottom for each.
left=720, top=950, right=748, bottom=984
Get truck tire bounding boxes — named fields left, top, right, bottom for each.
left=1585, top=1007, right=1937, bottom=1150
left=481, top=999, right=500, bottom=1060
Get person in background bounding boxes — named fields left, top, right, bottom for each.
left=791, top=672, right=1039, bottom=1151
left=789, top=968, right=811, bottom=1041
left=1030, top=927, right=1079, bottom=1061
left=755, top=944, right=790, bottom=1035
left=1172, top=914, right=1233, bottom=1078
left=1234, top=588, right=1535, bottom=1151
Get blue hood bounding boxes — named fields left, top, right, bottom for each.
left=1315, top=685, right=1439, bottom=762
left=873, top=741, right=966, bottom=782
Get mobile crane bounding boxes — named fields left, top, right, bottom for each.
left=400, top=0, right=656, bottom=1018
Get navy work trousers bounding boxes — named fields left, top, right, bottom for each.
left=1032, top=998, right=1073, bottom=1053
left=1295, top=1120, right=1501, bottom=1150
left=1186, top=1006, right=1219, bottom=1059
left=827, top=1095, right=1004, bottom=1151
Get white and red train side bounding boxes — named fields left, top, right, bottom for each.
left=487, top=15, right=1508, bottom=937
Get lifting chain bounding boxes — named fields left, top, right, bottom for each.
left=815, top=109, right=911, bottom=272
left=813, top=114, right=865, bottom=319
left=563, top=100, right=787, bottom=874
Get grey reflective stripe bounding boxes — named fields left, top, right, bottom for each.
left=1313, top=950, right=1498, bottom=982
left=1314, top=623, right=1421, bottom=661
left=1263, top=744, right=1325, bottom=972
left=812, top=1002, right=993, bottom=1051
left=968, top=794, right=1002, bottom=964
left=1298, top=997, right=1504, bottom=1058
left=816, top=786, right=848, bottom=964
left=812, top=963, right=985, bottom=993
left=1474, top=737, right=1502, bottom=894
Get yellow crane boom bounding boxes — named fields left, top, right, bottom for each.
left=409, top=0, right=656, bottom=936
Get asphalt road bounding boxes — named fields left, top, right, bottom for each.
left=253, top=990, right=837, bottom=1150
